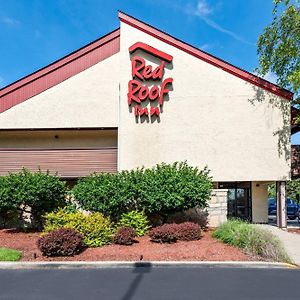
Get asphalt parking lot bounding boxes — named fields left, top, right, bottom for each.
left=0, top=266, right=299, bottom=300
left=268, top=216, right=300, bottom=227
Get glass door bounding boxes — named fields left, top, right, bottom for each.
left=218, top=182, right=252, bottom=221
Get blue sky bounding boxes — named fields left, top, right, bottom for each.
left=0, top=0, right=299, bottom=143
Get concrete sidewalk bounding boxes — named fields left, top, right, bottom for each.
left=258, top=224, right=300, bottom=266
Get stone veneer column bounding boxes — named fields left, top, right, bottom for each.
left=206, top=189, right=228, bottom=227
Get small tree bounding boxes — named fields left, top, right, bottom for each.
left=257, top=0, right=300, bottom=119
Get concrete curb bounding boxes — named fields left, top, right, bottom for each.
left=0, top=261, right=297, bottom=269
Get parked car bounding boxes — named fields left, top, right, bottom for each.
left=268, top=197, right=299, bottom=220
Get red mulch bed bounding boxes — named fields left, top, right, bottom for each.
left=0, top=229, right=250, bottom=262
left=288, top=228, right=300, bottom=235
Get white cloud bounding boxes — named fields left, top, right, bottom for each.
left=186, top=1, right=253, bottom=45
left=195, top=0, right=213, bottom=17
left=1, top=16, right=20, bottom=26
left=263, top=72, right=278, bottom=84
left=0, top=76, right=5, bottom=88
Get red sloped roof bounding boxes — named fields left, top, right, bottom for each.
left=118, top=11, right=293, bottom=101
left=0, top=28, right=120, bottom=113
left=0, top=12, right=293, bottom=115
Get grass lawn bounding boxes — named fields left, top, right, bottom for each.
left=0, top=247, right=22, bottom=261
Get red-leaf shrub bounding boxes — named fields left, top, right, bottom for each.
left=149, top=224, right=178, bottom=243
left=113, top=227, right=137, bottom=245
left=166, top=209, right=208, bottom=230
left=176, top=222, right=201, bottom=241
left=37, top=228, right=83, bottom=256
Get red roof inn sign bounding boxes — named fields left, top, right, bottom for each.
left=127, top=42, right=173, bottom=119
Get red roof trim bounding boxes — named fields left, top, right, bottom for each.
left=119, top=12, right=293, bottom=101
left=0, top=28, right=120, bottom=113
left=129, top=42, right=173, bottom=62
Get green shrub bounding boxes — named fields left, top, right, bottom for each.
left=73, top=162, right=213, bottom=219
left=0, top=176, right=20, bottom=228
left=117, top=210, right=150, bottom=236
left=0, top=247, right=22, bottom=261
left=213, top=219, right=292, bottom=263
left=72, top=172, right=134, bottom=219
left=136, top=162, right=213, bottom=215
left=43, top=208, right=114, bottom=247
left=0, top=176, right=18, bottom=212
left=0, top=169, right=67, bottom=228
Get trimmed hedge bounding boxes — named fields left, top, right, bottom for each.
left=43, top=208, right=114, bottom=247
left=37, top=228, right=83, bottom=257
left=73, top=162, right=213, bottom=218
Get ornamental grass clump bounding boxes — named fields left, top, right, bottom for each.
left=113, top=227, right=137, bottom=245
left=213, top=219, right=292, bottom=263
left=37, top=228, right=83, bottom=257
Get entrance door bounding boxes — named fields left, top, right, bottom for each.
left=219, top=182, right=252, bottom=221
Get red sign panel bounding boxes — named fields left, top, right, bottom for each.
left=127, top=42, right=173, bottom=119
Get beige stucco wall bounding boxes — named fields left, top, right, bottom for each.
left=0, top=53, right=119, bottom=129
left=0, top=130, right=117, bottom=148
left=118, top=22, right=291, bottom=182
left=252, top=181, right=269, bottom=223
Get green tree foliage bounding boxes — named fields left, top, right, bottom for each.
left=268, top=179, right=300, bottom=202
left=257, top=0, right=300, bottom=111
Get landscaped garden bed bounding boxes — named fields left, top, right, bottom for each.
left=0, top=228, right=249, bottom=262
left=0, top=163, right=290, bottom=264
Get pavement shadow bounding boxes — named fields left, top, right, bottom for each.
left=120, top=262, right=152, bottom=300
